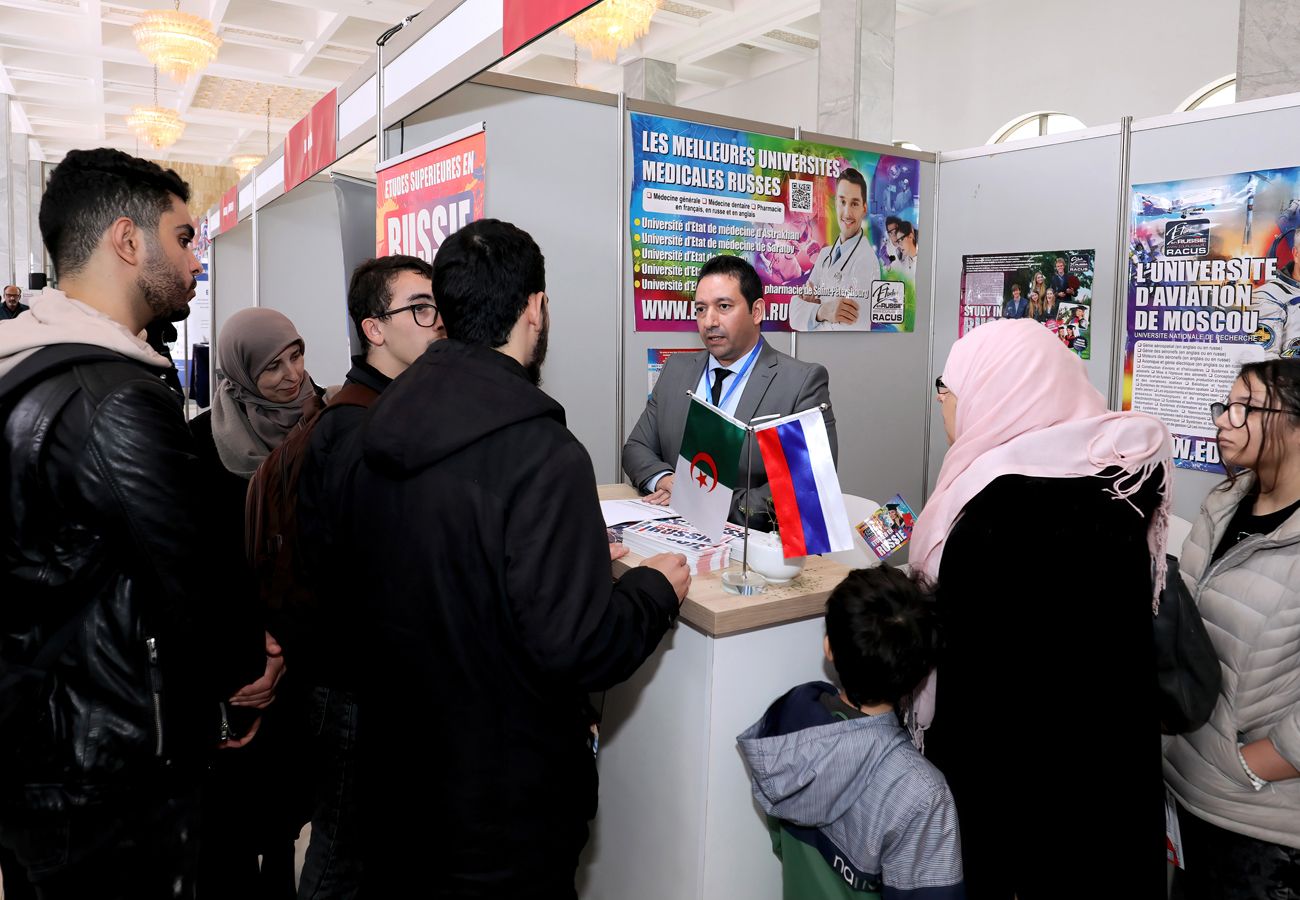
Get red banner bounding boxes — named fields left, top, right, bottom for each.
left=502, top=0, right=596, bottom=55
left=285, top=89, right=337, bottom=192
left=219, top=185, right=238, bottom=233
left=376, top=128, right=486, bottom=262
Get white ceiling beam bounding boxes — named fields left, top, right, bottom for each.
left=289, top=10, right=347, bottom=78
left=83, top=0, right=106, bottom=143
left=746, top=35, right=816, bottom=58
left=0, top=32, right=340, bottom=92
left=241, top=0, right=421, bottom=22
left=637, top=0, right=818, bottom=66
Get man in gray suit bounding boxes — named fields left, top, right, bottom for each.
left=623, top=255, right=836, bottom=527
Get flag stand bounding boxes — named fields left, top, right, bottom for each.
left=722, top=419, right=769, bottom=597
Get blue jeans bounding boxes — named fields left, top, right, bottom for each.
left=297, top=686, right=360, bottom=900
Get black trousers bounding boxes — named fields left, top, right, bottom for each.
left=1173, top=803, right=1300, bottom=900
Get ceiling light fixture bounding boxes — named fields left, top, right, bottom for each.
left=561, top=0, right=660, bottom=63
left=133, top=0, right=222, bottom=83
left=230, top=154, right=262, bottom=177
left=128, top=66, right=185, bottom=150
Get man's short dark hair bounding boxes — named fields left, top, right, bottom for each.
left=347, top=254, right=434, bottom=347
left=39, top=148, right=190, bottom=278
left=825, top=566, right=941, bottom=710
left=1011, top=283, right=1022, bottom=294
left=698, top=254, right=762, bottom=309
left=433, top=219, right=545, bottom=347
left=837, top=167, right=868, bottom=202
left=885, top=215, right=904, bottom=231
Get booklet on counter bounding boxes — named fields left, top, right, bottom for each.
left=621, top=520, right=746, bottom=575
left=856, top=494, right=916, bottom=560
left=600, top=498, right=681, bottom=528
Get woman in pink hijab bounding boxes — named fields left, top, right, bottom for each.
left=913, top=319, right=1172, bottom=899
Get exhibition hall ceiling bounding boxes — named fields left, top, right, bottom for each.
left=0, top=0, right=977, bottom=167
left=493, top=0, right=979, bottom=103
left=0, top=0, right=422, bottom=166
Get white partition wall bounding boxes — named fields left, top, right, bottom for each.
left=210, top=219, right=256, bottom=389
left=256, top=178, right=364, bottom=388
left=393, top=80, right=623, bottom=481
left=1129, top=95, right=1300, bottom=520
left=925, top=128, right=1126, bottom=495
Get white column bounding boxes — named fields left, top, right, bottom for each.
left=10, top=129, right=30, bottom=288
left=1237, top=0, right=1300, bottom=102
left=816, top=0, right=895, bottom=143
left=0, top=98, right=13, bottom=286
left=623, top=58, right=676, bottom=105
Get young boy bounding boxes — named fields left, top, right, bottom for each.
left=738, top=566, right=965, bottom=899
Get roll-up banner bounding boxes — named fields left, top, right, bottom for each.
left=1125, top=166, right=1300, bottom=471
left=375, top=124, right=486, bottom=262
left=629, top=112, right=922, bottom=333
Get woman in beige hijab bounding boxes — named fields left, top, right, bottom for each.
left=189, top=306, right=320, bottom=899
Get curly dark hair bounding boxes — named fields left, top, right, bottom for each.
left=39, top=148, right=190, bottom=278
left=825, top=565, right=941, bottom=711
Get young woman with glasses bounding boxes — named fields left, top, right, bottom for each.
left=1165, top=358, right=1300, bottom=900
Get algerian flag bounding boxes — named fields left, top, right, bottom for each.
left=673, top=395, right=747, bottom=543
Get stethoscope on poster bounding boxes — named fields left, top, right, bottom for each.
left=819, top=231, right=864, bottom=284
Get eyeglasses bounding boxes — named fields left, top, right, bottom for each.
left=375, top=302, right=439, bottom=328
left=935, top=376, right=949, bottom=395
left=1210, top=400, right=1287, bottom=428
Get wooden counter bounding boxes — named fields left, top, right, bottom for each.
left=599, top=483, right=851, bottom=637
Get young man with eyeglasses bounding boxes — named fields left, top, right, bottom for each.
left=293, top=253, right=442, bottom=899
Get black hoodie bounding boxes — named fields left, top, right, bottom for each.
left=352, top=339, right=679, bottom=894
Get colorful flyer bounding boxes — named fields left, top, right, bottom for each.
left=630, top=112, right=921, bottom=333
left=376, top=124, right=486, bottom=261
left=959, top=250, right=1095, bottom=359
left=1125, top=167, right=1300, bottom=471
left=647, top=347, right=703, bottom=397
left=855, top=494, right=915, bottom=560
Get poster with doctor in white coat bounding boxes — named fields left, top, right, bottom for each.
left=789, top=165, right=919, bottom=332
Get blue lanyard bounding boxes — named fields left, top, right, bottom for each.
left=707, top=338, right=763, bottom=409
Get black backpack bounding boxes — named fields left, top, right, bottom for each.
left=1153, top=554, right=1223, bottom=734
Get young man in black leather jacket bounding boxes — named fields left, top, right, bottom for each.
left=0, top=149, right=269, bottom=899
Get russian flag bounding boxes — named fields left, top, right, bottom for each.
left=754, top=409, right=854, bottom=557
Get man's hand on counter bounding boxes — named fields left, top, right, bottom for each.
left=641, top=552, right=691, bottom=604
left=644, top=474, right=674, bottom=505
left=609, top=542, right=630, bottom=561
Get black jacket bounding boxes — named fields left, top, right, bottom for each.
left=0, top=356, right=263, bottom=809
left=352, top=340, right=680, bottom=893
left=928, top=471, right=1166, bottom=898
left=295, top=357, right=389, bottom=687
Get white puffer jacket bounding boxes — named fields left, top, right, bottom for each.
left=1163, top=474, right=1300, bottom=849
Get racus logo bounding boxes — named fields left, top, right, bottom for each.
left=1163, top=218, right=1210, bottom=257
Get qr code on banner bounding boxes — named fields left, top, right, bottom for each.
left=788, top=179, right=813, bottom=213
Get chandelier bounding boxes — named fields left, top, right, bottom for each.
left=230, top=154, right=262, bottom=177
left=128, top=67, right=185, bottom=150
left=133, top=1, right=222, bottom=83
left=561, top=0, right=659, bottom=63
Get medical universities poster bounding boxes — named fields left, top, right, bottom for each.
left=959, top=250, right=1095, bottom=359
left=630, top=113, right=921, bottom=333
left=1125, top=166, right=1300, bottom=471
left=376, top=123, right=486, bottom=261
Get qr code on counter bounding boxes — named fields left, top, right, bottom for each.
left=788, top=179, right=813, bottom=213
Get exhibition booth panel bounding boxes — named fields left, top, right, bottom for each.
left=210, top=217, right=256, bottom=370
left=389, top=77, right=623, bottom=481
left=1128, top=95, right=1300, bottom=520
left=926, top=90, right=1300, bottom=522
left=925, top=126, right=1126, bottom=500
left=255, top=174, right=377, bottom=388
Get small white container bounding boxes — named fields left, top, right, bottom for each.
left=741, top=530, right=806, bottom=585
